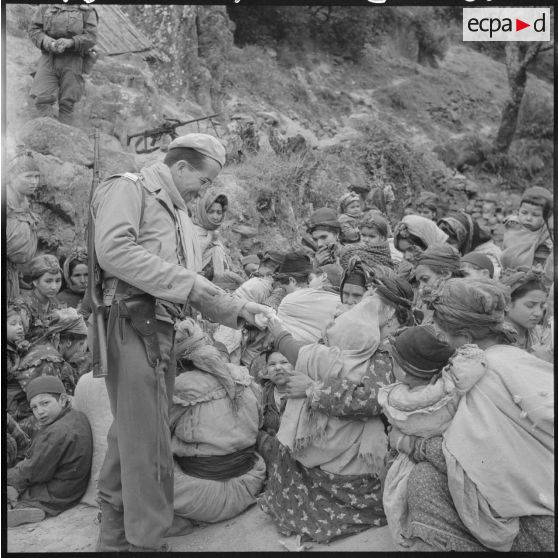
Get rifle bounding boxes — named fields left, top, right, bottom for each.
left=87, top=129, right=108, bottom=378
left=126, top=114, right=220, bottom=154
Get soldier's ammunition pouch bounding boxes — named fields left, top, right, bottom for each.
left=118, top=294, right=161, bottom=368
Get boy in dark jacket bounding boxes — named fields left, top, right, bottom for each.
left=7, top=376, right=93, bottom=527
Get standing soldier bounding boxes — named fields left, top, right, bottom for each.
left=28, top=4, right=98, bottom=124
left=91, top=133, right=271, bottom=552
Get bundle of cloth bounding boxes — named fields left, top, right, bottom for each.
left=276, top=295, right=389, bottom=477
left=276, top=287, right=340, bottom=344
left=170, top=320, right=266, bottom=523
left=378, top=329, right=487, bottom=546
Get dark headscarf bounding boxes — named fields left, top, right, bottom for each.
left=391, top=325, right=454, bottom=380
left=370, top=271, right=416, bottom=327
left=428, top=278, right=517, bottom=344
left=193, top=189, right=228, bottom=231
left=437, top=212, right=482, bottom=255
left=275, top=252, right=313, bottom=281
left=416, top=243, right=461, bottom=275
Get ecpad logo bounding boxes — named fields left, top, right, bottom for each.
left=463, top=8, right=550, bottom=42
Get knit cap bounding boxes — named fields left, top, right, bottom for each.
left=308, top=208, right=340, bottom=233
left=26, top=376, right=66, bottom=402
left=391, top=326, right=454, bottom=380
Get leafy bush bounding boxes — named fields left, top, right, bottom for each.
left=516, top=88, right=553, bottom=140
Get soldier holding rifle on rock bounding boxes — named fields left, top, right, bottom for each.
left=90, top=133, right=272, bottom=552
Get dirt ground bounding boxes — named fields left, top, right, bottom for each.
left=7, top=502, right=400, bottom=552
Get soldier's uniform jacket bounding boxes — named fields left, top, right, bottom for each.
left=92, top=162, right=246, bottom=327
left=29, top=4, right=98, bottom=55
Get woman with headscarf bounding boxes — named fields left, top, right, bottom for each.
left=500, top=269, right=551, bottom=358
left=337, top=191, right=362, bottom=244
left=413, top=243, right=463, bottom=325
left=389, top=278, right=553, bottom=551
left=393, top=215, right=448, bottom=281
left=192, top=189, right=232, bottom=280
left=57, top=248, right=88, bottom=309
left=6, top=149, right=41, bottom=300
left=170, top=320, right=266, bottom=526
left=21, top=255, right=66, bottom=343
left=437, top=211, right=502, bottom=279
left=256, top=269, right=416, bottom=543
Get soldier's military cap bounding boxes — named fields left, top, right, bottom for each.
left=168, top=133, right=226, bottom=168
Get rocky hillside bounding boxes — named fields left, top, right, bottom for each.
left=5, top=5, right=553, bottom=267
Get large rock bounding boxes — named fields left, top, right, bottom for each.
left=19, top=118, right=94, bottom=166
left=31, top=153, right=92, bottom=254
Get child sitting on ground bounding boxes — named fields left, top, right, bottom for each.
left=377, top=326, right=487, bottom=547
left=7, top=376, right=93, bottom=528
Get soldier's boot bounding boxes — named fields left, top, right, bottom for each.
left=95, top=500, right=128, bottom=552
left=58, top=101, right=75, bottom=125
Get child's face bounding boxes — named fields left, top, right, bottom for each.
left=33, top=272, right=62, bottom=299
left=7, top=314, right=25, bottom=345
left=518, top=203, right=545, bottom=231
left=345, top=200, right=362, bottom=215
left=30, top=393, right=65, bottom=427
left=417, top=206, right=436, bottom=221
left=266, top=352, right=294, bottom=387
left=360, top=226, right=385, bottom=244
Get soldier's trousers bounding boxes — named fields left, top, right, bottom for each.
left=97, top=302, right=176, bottom=549
left=30, top=52, right=84, bottom=121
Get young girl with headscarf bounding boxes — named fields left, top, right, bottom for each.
left=21, top=254, right=66, bottom=342
left=58, top=248, right=88, bottom=309
left=191, top=189, right=232, bottom=280
left=500, top=269, right=551, bottom=359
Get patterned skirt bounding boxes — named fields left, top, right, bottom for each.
left=257, top=432, right=386, bottom=543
